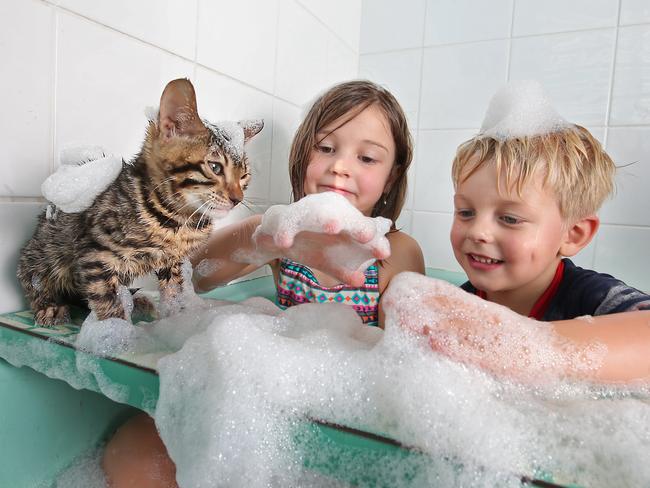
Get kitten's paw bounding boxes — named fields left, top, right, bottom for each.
left=132, top=295, right=158, bottom=320
left=34, top=305, right=70, bottom=327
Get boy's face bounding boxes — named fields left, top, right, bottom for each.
left=450, top=161, right=568, bottom=306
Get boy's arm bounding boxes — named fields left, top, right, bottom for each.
left=551, top=311, right=650, bottom=383
left=377, top=232, right=425, bottom=328
left=191, top=215, right=264, bottom=292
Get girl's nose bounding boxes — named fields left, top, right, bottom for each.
left=330, top=155, right=351, bottom=177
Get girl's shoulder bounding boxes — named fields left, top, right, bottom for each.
left=378, top=230, right=425, bottom=293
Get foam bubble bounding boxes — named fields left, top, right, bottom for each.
left=479, top=80, right=573, bottom=141
left=42, top=150, right=123, bottom=213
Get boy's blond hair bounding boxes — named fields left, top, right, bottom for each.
left=451, top=125, right=615, bottom=222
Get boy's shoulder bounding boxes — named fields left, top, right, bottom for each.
left=546, top=259, right=650, bottom=320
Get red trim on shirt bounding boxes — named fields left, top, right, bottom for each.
left=473, top=260, right=565, bottom=320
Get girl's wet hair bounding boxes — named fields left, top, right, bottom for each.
left=288, top=80, right=413, bottom=226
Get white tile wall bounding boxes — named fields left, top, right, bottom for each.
left=420, top=40, right=509, bottom=129
left=0, top=0, right=55, bottom=197
left=512, top=0, right=618, bottom=36
left=360, top=0, right=650, bottom=291
left=360, top=0, right=426, bottom=54
left=424, top=0, right=513, bottom=45
left=609, top=25, right=650, bottom=125
left=0, top=0, right=360, bottom=313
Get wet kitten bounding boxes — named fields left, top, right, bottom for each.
left=17, top=78, right=263, bottom=325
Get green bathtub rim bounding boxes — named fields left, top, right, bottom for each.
left=0, top=267, right=577, bottom=487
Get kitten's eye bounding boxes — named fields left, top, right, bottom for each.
left=209, top=161, right=223, bottom=175
left=240, top=173, right=251, bottom=181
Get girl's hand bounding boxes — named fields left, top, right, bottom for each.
left=241, top=193, right=392, bottom=287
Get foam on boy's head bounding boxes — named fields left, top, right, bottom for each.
left=479, top=80, right=572, bottom=140
left=452, top=81, right=616, bottom=221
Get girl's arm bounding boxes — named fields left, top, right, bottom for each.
left=377, top=231, right=425, bottom=328
left=191, top=214, right=264, bottom=292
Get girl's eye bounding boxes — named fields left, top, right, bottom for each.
left=456, top=209, right=474, bottom=219
left=316, top=145, right=334, bottom=154
left=500, top=215, right=521, bottom=225
left=209, top=162, right=223, bottom=175
left=360, top=155, right=376, bottom=164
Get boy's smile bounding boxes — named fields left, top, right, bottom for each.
left=450, top=162, right=569, bottom=315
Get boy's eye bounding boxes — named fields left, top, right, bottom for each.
left=455, top=209, right=474, bottom=219
left=209, top=162, right=223, bottom=175
left=500, top=215, right=521, bottom=225
left=316, top=144, right=334, bottom=154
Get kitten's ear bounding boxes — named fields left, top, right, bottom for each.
left=239, top=119, right=264, bottom=143
left=158, top=79, right=206, bottom=140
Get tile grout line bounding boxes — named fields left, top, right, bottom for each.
left=407, top=0, right=429, bottom=235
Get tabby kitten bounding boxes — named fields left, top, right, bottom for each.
left=17, top=78, right=263, bottom=326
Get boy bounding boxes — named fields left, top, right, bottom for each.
left=389, top=81, right=650, bottom=383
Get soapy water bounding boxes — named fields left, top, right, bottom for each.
left=479, top=80, right=573, bottom=141
left=63, top=268, right=650, bottom=488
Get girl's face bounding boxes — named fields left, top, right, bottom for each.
left=303, top=104, right=396, bottom=216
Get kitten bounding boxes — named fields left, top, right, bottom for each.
left=17, top=78, right=263, bottom=326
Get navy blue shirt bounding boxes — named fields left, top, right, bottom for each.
left=461, top=258, right=650, bottom=321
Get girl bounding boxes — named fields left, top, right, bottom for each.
left=102, top=80, right=425, bottom=487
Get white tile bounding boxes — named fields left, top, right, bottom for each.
left=275, top=0, right=329, bottom=106
left=298, top=0, right=362, bottom=51
left=58, top=0, right=198, bottom=59
left=420, top=40, right=509, bottom=129
left=509, top=29, right=616, bottom=126
left=360, top=0, right=426, bottom=54
left=0, top=202, right=46, bottom=313
left=0, top=0, right=54, bottom=197
left=396, top=209, right=412, bottom=234
left=513, top=0, right=618, bottom=36
left=56, top=13, right=194, bottom=165
left=567, top=238, right=596, bottom=270
left=425, top=0, right=513, bottom=45
left=600, top=128, right=650, bottom=227
left=326, top=35, right=359, bottom=88
left=269, top=100, right=302, bottom=204
left=593, top=225, right=650, bottom=292
left=620, top=0, right=650, bottom=25
left=412, top=211, right=463, bottom=272
left=359, top=49, right=422, bottom=129
left=195, top=68, right=274, bottom=203
left=610, top=25, right=650, bottom=125
left=196, top=0, right=278, bottom=92
left=413, top=129, right=476, bottom=212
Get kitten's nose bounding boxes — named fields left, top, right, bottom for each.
left=229, top=196, right=241, bottom=207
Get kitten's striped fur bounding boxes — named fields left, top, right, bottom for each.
left=17, top=79, right=263, bottom=325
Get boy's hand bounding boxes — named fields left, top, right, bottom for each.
left=239, top=193, right=392, bottom=287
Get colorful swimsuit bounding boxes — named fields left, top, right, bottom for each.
left=276, top=258, right=380, bottom=326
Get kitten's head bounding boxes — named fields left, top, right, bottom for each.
left=145, top=78, right=263, bottom=220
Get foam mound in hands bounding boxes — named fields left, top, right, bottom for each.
left=41, top=145, right=122, bottom=213
left=247, top=192, right=392, bottom=286
left=479, top=80, right=573, bottom=141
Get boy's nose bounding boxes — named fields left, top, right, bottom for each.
left=467, top=218, right=493, bottom=243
